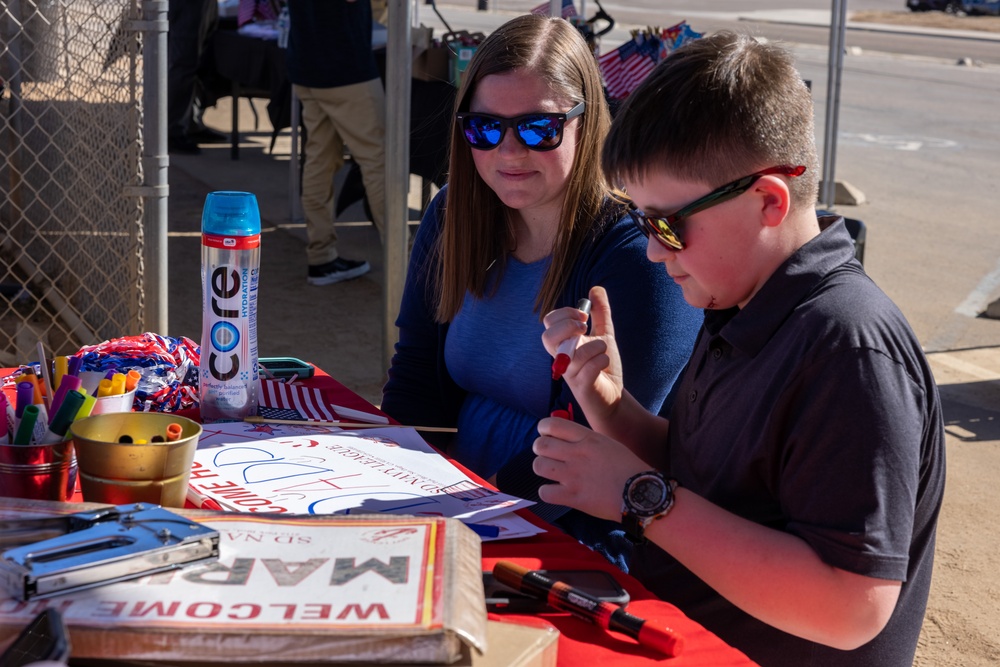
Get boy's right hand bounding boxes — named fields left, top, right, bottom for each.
left=542, top=286, right=624, bottom=427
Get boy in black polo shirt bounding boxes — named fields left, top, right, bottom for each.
left=533, top=31, right=945, bottom=666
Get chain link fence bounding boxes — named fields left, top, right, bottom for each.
left=1, top=0, right=165, bottom=367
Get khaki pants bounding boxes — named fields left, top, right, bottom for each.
left=295, top=78, right=386, bottom=265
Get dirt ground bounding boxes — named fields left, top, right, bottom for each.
left=852, top=9, right=1000, bottom=32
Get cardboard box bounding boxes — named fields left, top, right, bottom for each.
left=71, top=620, right=560, bottom=667
left=413, top=45, right=451, bottom=83
left=0, top=498, right=488, bottom=664
left=411, top=24, right=450, bottom=83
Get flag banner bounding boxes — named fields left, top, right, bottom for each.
left=600, top=37, right=658, bottom=100
left=237, top=0, right=279, bottom=27
left=530, top=0, right=578, bottom=19
left=258, top=379, right=337, bottom=422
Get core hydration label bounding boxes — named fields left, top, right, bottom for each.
left=201, top=233, right=260, bottom=420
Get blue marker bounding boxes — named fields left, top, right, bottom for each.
left=464, top=522, right=501, bottom=539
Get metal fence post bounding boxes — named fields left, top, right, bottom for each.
left=821, top=0, right=847, bottom=208
left=142, top=0, right=170, bottom=336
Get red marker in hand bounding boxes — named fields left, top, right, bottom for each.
left=551, top=298, right=592, bottom=380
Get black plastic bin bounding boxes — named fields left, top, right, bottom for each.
left=818, top=210, right=866, bottom=266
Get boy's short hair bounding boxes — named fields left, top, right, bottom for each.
left=602, top=31, right=820, bottom=209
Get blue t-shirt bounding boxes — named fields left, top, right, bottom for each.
left=444, top=256, right=552, bottom=478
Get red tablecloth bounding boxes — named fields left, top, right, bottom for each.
left=1, top=366, right=757, bottom=666
left=305, top=370, right=757, bottom=666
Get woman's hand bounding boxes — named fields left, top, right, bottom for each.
left=533, top=416, right=647, bottom=521
left=542, top=286, right=624, bottom=427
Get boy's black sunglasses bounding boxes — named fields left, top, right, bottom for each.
left=455, top=101, right=585, bottom=152
left=628, top=165, right=807, bottom=251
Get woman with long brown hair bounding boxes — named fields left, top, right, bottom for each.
left=382, top=14, right=700, bottom=566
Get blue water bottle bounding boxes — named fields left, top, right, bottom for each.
left=199, top=191, right=261, bottom=423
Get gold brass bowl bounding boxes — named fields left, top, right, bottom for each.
left=69, top=413, right=201, bottom=507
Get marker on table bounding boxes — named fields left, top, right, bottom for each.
left=186, top=487, right=225, bottom=511
left=492, top=561, right=685, bottom=657
left=464, top=522, right=501, bottom=539
left=551, top=298, right=592, bottom=380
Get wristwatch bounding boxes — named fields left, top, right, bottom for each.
left=621, top=470, right=678, bottom=542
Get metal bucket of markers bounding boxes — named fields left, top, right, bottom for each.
left=0, top=438, right=78, bottom=501
left=69, top=412, right=201, bottom=508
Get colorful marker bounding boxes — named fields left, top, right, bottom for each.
left=0, top=393, right=8, bottom=443
left=464, top=522, right=501, bottom=539
left=54, top=356, right=69, bottom=392
left=125, top=369, right=141, bottom=392
left=74, top=392, right=96, bottom=421
left=13, top=404, right=40, bottom=445
left=15, top=381, right=34, bottom=419
left=166, top=423, right=183, bottom=441
left=96, top=378, right=113, bottom=398
left=35, top=342, right=54, bottom=411
left=551, top=298, right=592, bottom=380
left=67, top=356, right=83, bottom=377
left=48, top=374, right=82, bottom=424
left=110, top=373, right=126, bottom=396
left=186, top=488, right=224, bottom=511
left=17, top=369, right=43, bottom=405
left=41, top=389, right=86, bottom=444
left=493, top=561, right=685, bottom=657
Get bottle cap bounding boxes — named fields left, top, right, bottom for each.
left=202, top=191, right=261, bottom=237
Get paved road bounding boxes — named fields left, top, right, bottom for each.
left=426, top=1, right=1000, bottom=64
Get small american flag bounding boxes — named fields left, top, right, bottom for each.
left=238, top=0, right=279, bottom=27
left=258, top=379, right=337, bottom=422
left=599, top=36, right=659, bottom=101
left=530, top=0, right=578, bottom=19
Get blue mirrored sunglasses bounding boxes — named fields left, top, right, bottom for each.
left=455, top=101, right=585, bottom=152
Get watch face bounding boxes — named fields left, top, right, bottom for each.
left=628, top=476, right=667, bottom=515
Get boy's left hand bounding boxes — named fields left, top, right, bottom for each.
left=532, top=416, right=647, bottom=522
